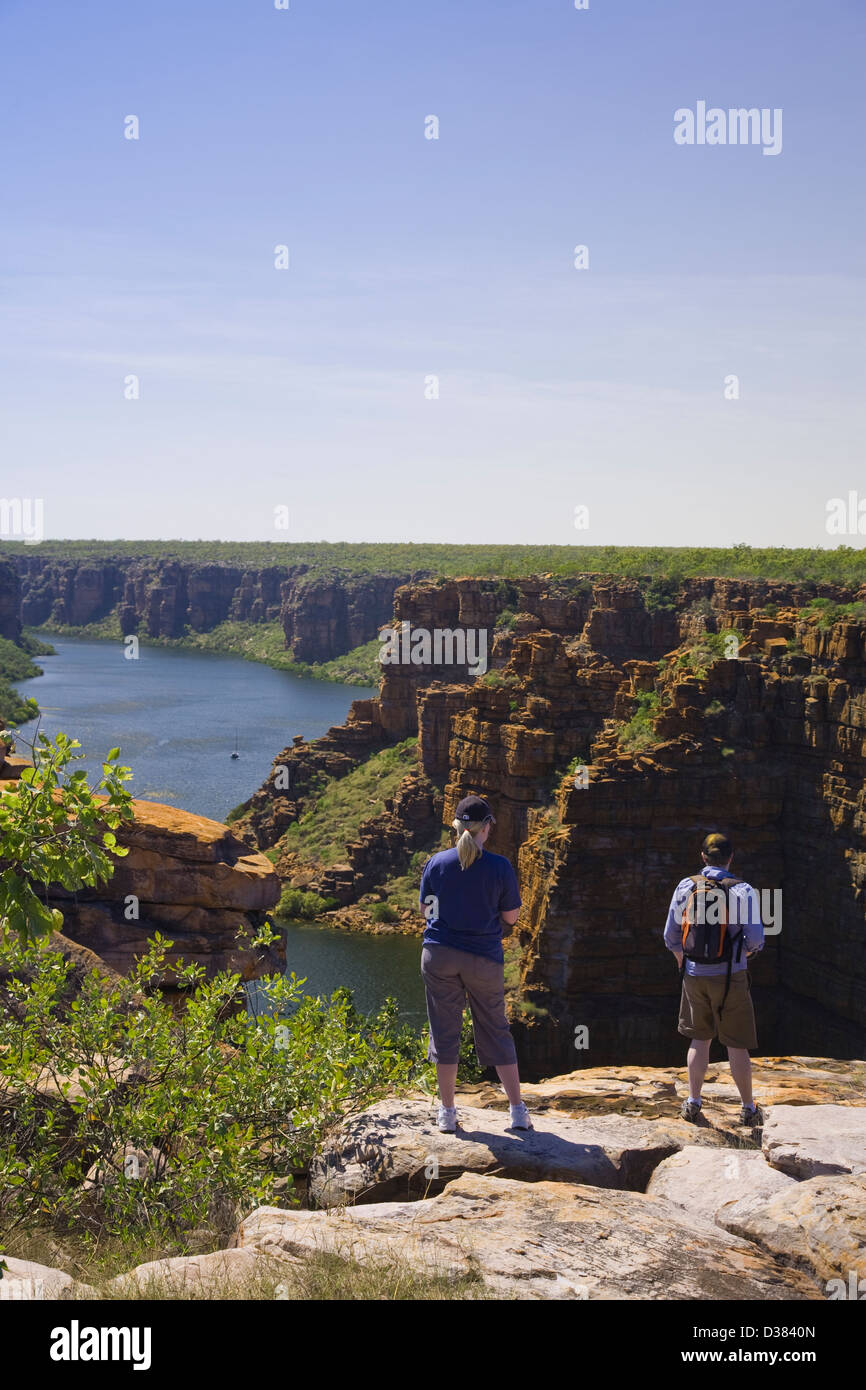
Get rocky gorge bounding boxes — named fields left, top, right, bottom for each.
left=232, top=573, right=866, bottom=1076
left=3, top=554, right=866, bottom=1075
left=2, top=550, right=416, bottom=663
left=2, top=552, right=866, bottom=1306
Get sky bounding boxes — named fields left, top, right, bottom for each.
left=0, top=0, right=864, bottom=548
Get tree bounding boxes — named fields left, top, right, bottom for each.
left=0, top=727, right=134, bottom=943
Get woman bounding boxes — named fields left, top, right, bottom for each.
left=419, top=794, right=532, bottom=1133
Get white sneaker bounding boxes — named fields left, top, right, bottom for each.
left=437, top=1105, right=458, bottom=1133
left=508, top=1102, right=533, bottom=1131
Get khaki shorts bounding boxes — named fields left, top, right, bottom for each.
left=678, top=969, right=757, bottom=1050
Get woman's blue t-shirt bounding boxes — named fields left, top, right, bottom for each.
left=419, top=847, right=522, bottom=963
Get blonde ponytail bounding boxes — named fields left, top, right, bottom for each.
left=452, top=818, right=485, bottom=871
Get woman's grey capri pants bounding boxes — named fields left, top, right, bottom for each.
left=420, top=943, right=518, bottom=1067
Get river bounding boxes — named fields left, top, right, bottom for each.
left=13, top=637, right=427, bottom=1021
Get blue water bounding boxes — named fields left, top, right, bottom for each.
left=12, top=637, right=376, bottom=824
left=252, top=920, right=427, bottom=1025
left=12, top=637, right=427, bottom=1019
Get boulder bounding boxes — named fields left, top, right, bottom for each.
left=239, top=1172, right=819, bottom=1300
left=110, top=1246, right=300, bottom=1299
left=42, top=798, right=283, bottom=988
left=762, top=1104, right=866, bottom=1178
left=0, top=1256, right=93, bottom=1300
left=721, top=1173, right=866, bottom=1288
left=647, top=1144, right=797, bottom=1227
left=83, top=1143, right=168, bottom=1192
left=309, top=1097, right=717, bottom=1209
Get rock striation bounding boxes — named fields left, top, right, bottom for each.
left=48, top=799, right=283, bottom=987
left=238, top=574, right=866, bottom=1071
left=0, top=559, right=21, bottom=642
left=5, top=552, right=413, bottom=662
left=0, top=760, right=282, bottom=988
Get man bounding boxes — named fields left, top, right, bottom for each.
left=664, top=832, right=764, bottom=1125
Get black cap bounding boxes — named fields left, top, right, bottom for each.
left=455, top=795, right=494, bottom=823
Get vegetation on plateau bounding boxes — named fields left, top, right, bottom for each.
left=4, top=538, right=866, bottom=584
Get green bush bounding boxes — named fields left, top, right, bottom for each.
left=804, top=598, right=866, bottom=631
left=479, top=669, right=519, bottom=689
left=618, top=691, right=662, bottom=752
left=644, top=576, right=682, bottom=614
left=276, top=888, right=338, bottom=920
left=675, top=629, right=743, bottom=679
left=0, top=931, right=432, bottom=1247
left=370, top=902, right=399, bottom=924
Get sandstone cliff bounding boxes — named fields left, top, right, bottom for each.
left=0, top=756, right=282, bottom=990
left=5, top=552, right=415, bottom=663
left=238, top=573, right=866, bottom=1073
left=0, top=559, right=21, bottom=642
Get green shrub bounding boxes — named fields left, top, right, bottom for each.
left=644, top=576, right=682, bottom=614
left=804, top=599, right=866, bottom=631
left=369, top=902, right=399, bottom=924
left=0, top=931, right=432, bottom=1249
left=479, top=669, right=518, bottom=689
left=618, top=690, right=662, bottom=752
left=676, top=629, right=743, bottom=679
left=276, top=887, right=338, bottom=920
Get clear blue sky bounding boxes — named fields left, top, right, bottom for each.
left=1, top=0, right=864, bottom=546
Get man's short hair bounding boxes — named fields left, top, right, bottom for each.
left=702, top=832, right=733, bottom=864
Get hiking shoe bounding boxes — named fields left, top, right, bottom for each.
left=739, top=1103, right=763, bottom=1127
left=508, top=1102, right=533, bottom=1131
left=680, top=1099, right=704, bottom=1124
left=437, top=1105, right=458, bottom=1133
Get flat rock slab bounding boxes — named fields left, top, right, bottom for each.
left=1, top=1257, right=94, bottom=1300
left=451, top=1057, right=866, bottom=1133
left=239, top=1172, right=819, bottom=1300
left=647, top=1144, right=798, bottom=1228
left=110, top=1246, right=301, bottom=1299
left=763, top=1104, right=866, bottom=1178
left=721, top=1173, right=866, bottom=1288
left=310, top=1098, right=720, bottom=1208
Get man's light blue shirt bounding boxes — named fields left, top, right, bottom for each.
left=664, top=864, right=764, bottom=977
